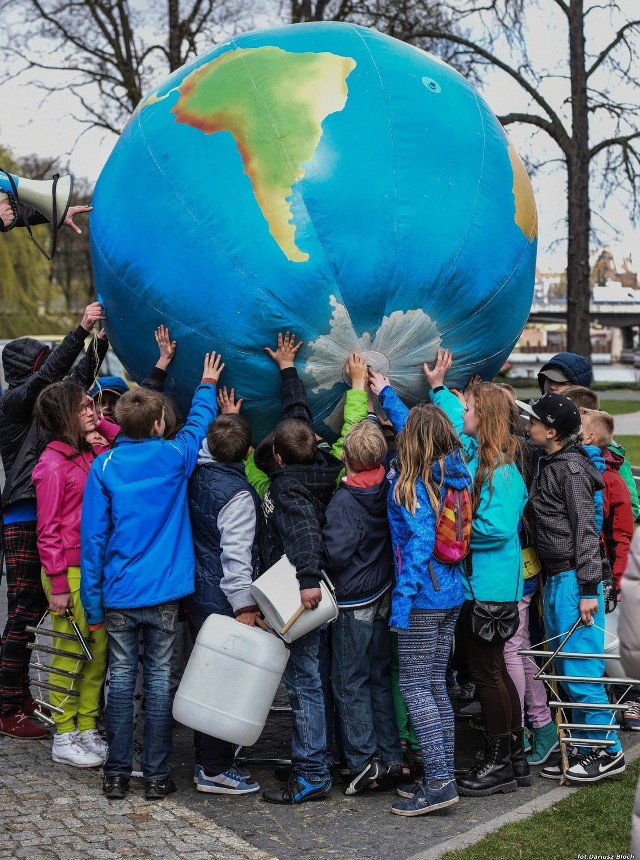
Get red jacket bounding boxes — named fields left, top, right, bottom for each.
left=32, top=417, right=120, bottom=594
left=602, top=448, right=634, bottom=591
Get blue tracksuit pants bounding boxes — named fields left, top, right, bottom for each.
left=543, top=569, right=621, bottom=754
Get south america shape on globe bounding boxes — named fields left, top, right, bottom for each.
left=91, top=22, right=537, bottom=441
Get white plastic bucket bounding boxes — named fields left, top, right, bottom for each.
left=172, top=614, right=289, bottom=746
left=250, top=555, right=338, bottom=643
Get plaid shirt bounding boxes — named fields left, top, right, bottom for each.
left=259, top=365, right=343, bottom=588
left=261, top=454, right=342, bottom=590
left=529, top=443, right=605, bottom=594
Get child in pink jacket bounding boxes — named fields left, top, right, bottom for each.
left=32, top=379, right=120, bottom=769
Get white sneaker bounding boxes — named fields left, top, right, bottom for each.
left=78, top=729, right=108, bottom=761
left=52, top=731, right=104, bottom=768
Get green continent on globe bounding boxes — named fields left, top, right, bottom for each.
left=171, top=46, right=356, bottom=262
left=508, top=141, right=538, bottom=242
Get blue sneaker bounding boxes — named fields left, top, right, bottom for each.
left=194, top=764, right=260, bottom=795
left=193, top=763, right=251, bottom=784
left=262, top=774, right=332, bottom=804
left=391, top=780, right=459, bottom=816
left=395, top=781, right=419, bottom=799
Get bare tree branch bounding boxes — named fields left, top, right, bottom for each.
left=587, top=18, right=640, bottom=78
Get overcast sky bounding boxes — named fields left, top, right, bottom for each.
left=1, top=3, right=637, bottom=271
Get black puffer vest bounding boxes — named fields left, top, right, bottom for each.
left=186, top=460, right=261, bottom=618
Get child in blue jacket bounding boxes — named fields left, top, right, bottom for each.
left=81, top=351, right=223, bottom=802
left=369, top=369, right=472, bottom=817
left=423, top=350, right=528, bottom=798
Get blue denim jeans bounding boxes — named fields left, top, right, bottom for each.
left=332, top=594, right=402, bottom=773
left=104, top=602, right=179, bottom=780
left=282, top=626, right=330, bottom=781
left=544, top=570, right=621, bottom=754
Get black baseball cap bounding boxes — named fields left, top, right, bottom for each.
left=516, top=393, right=581, bottom=438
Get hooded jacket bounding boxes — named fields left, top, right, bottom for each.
left=31, top=416, right=120, bottom=595
left=428, top=386, right=528, bottom=605
left=609, top=440, right=639, bottom=521
left=582, top=443, right=605, bottom=533
left=602, top=447, right=634, bottom=591
left=80, top=383, right=217, bottom=625
left=323, top=467, right=393, bottom=609
left=537, top=352, right=593, bottom=392
left=378, top=386, right=471, bottom=627
left=529, top=442, right=604, bottom=594
left=186, top=440, right=261, bottom=619
left=0, top=328, right=108, bottom=511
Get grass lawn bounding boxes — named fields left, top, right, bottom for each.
left=616, top=436, right=640, bottom=467
left=600, top=399, right=640, bottom=415
left=442, top=758, right=639, bottom=860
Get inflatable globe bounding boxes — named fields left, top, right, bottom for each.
left=91, top=22, right=537, bottom=440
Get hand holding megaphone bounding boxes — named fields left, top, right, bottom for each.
left=0, top=168, right=91, bottom=257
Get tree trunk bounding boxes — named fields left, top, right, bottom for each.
left=566, top=0, right=591, bottom=358
left=168, top=0, right=182, bottom=71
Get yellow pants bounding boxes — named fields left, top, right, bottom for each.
left=41, top=568, right=107, bottom=734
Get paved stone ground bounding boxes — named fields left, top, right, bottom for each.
left=0, top=733, right=275, bottom=860
left=2, top=513, right=639, bottom=859
left=3, top=707, right=640, bottom=860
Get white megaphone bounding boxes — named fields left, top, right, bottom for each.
left=0, top=170, right=74, bottom=229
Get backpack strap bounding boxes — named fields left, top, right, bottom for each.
left=428, top=561, right=441, bottom=592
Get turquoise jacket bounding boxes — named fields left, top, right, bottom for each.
left=378, top=386, right=470, bottom=628
left=430, top=387, right=527, bottom=603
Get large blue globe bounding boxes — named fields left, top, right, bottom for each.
left=91, top=22, right=537, bottom=440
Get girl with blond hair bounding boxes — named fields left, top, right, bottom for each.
left=423, top=350, right=528, bottom=798
left=368, top=370, right=472, bottom=817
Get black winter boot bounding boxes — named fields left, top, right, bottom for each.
left=510, top=728, right=532, bottom=786
left=456, top=733, right=517, bottom=796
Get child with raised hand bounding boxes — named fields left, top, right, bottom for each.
left=245, top=337, right=368, bottom=497
left=32, top=380, right=120, bottom=768
left=421, top=349, right=528, bottom=797
left=323, top=419, right=403, bottom=797
left=186, top=400, right=262, bottom=797
left=258, top=332, right=344, bottom=805
left=0, top=301, right=108, bottom=740
left=368, top=368, right=472, bottom=816
left=81, top=351, right=223, bottom=802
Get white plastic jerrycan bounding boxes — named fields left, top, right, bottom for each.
left=604, top=609, right=624, bottom=680
left=250, top=555, right=338, bottom=644
left=172, top=614, right=289, bottom=746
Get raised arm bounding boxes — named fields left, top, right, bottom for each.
left=368, top=369, right=410, bottom=434
left=173, top=351, right=223, bottom=474
left=265, top=331, right=312, bottom=425
left=3, top=303, right=105, bottom=422
left=140, top=324, right=177, bottom=391
left=330, top=353, right=369, bottom=459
